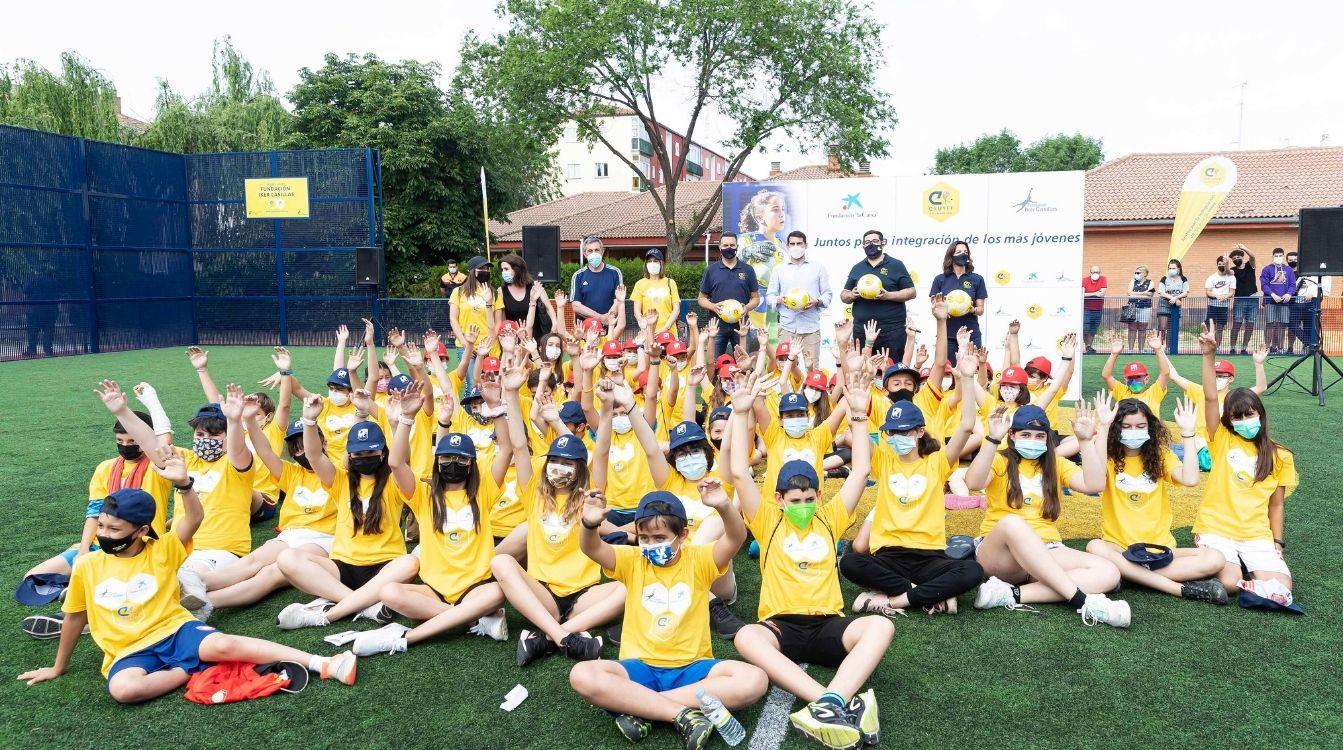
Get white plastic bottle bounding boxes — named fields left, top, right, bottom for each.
left=696, top=689, right=745, bottom=746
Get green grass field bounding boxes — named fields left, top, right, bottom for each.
left=1, top=347, right=1340, bottom=749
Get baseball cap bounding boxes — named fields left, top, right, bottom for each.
left=623, top=339, right=640, bottom=351
left=1010, top=405, right=1050, bottom=431
left=546, top=434, right=588, bottom=461
left=192, top=403, right=225, bottom=423
left=654, top=330, right=676, bottom=346
left=775, top=460, right=819, bottom=492
left=1214, top=360, right=1236, bottom=376
left=804, top=370, right=828, bottom=390
left=581, top=317, right=604, bottom=333
left=434, top=432, right=476, bottom=458
left=881, top=400, right=925, bottom=432
left=665, top=340, right=688, bottom=357
left=601, top=341, right=623, bottom=357
left=778, top=392, right=808, bottom=414
left=328, top=368, right=352, bottom=388
left=498, top=320, right=519, bottom=335
left=481, top=356, right=501, bottom=373
left=634, top=490, right=686, bottom=523
left=14, top=573, right=70, bottom=606
left=466, top=255, right=491, bottom=272
left=883, top=362, right=919, bottom=384
left=346, top=421, right=387, bottom=453
left=715, top=354, right=735, bottom=369
left=708, top=406, right=732, bottom=423
left=558, top=401, right=586, bottom=425
left=645, top=248, right=664, bottom=261
left=388, top=374, right=414, bottom=392
left=918, top=367, right=931, bottom=381
left=102, top=488, right=159, bottom=538
left=1000, top=367, right=1028, bottom=386
left=460, top=385, right=483, bottom=403
left=285, top=418, right=305, bottom=439
left=669, top=421, right=708, bottom=450
left=1025, top=356, right=1053, bottom=378
left=1123, top=362, right=1148, bottom=379
left=717, top=364, right=738, bottom=380
left=775, top=341, right=792, bottom=359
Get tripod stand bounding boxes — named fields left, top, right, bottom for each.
left=1266, top=287, right=1342, bottom=406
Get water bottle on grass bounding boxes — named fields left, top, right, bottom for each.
left=696, top=689, right=745, bottom=746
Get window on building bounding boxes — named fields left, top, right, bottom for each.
left=595, top=163, right=609, bottom=178
left=564, top=122, right=578, bottom=142
left=566, top=163, right=581, bottom=180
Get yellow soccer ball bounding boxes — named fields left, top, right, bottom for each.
left=856, top=274, right=884, bottom=300
left=784, top=287, right=812, bottom=311
left=945, top=289, right=973, bottom=317
left=717, top=299, right=744, bottom=324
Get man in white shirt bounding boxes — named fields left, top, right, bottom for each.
left=765, top=230, right=832, bottom=364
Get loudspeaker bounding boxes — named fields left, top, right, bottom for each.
left=356, top=246, right=383, bottom=286
left=521, top=225, right=562, bottom=282
left=1298, top=207, right=1343, bottom=275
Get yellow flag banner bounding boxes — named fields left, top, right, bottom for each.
left=1167, top=156, right=1237, bottom=262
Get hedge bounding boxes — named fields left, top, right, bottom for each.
left=387, top=258, right=709, bottom=300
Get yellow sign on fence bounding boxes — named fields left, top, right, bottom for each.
left=245, top=177, right=310, bottom=219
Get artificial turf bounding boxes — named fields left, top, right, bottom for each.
left=0, top=346, right=1339, bottom=749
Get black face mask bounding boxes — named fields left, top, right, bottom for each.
left=116, top=443, right=142, bottom=461
left=709, top=437, right=723, bottom=450
left=1288, top=260, right=1298, bottom=269
left=889, top=388, right=915, bottom=403
left=97, top=530, right=139, bottom=554
left=720, top=247, right=736, bottom=260
left=437, top=462, right=471, bottom=484
left=475, top=270, right=490, bottom=283
left=293, top=453, right=312, bottom=471
left=864, top=243, right=882, bottom=258
left=1232, top=258, right=1243, bottom=267
left=349, top=455, right=384, bottom=475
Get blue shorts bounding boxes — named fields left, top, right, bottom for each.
left=1233, top=297, right=1258, bottom=323
left=107, top=621, right=217, bottom=681
left=59, top=544, right=100, bottom=567
left=1083, top=308, right=1103, bottom=335
left=606, top=509, right=639, bottom=527
left=619, top=658, right=719, bottom=693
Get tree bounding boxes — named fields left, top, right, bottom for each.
left=287, top=53, right=557, bottom=269
left=138, top=38, right=291, bottom=153
left=460, top=0, right=896, bottom=262
left=933, top=129, right=1103, bottom=174
left=0, top=53, right=126, bottom=141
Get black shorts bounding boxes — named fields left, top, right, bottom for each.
left=435, top=576, right=496, bottom=605
left=761, top=614, right=853, bottom=668
left=335, top=560, right=388, bottom=590
left=545, top=583, right=594, bottom=621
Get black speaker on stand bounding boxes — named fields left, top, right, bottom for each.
left=356, top=246, right=384, bottom=336
left=521, top=225, right=562, bottom=283
left=1265, top=207, right=1343, bottom=405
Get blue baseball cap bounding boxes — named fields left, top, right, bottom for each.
left=1238, top=588, right=1305, bottom=615
left=103, top=488, right=159, bottom=537
left=669, top=421, right=707, bottom=451
left=15, top=573, right=70, bottom=606
left=546, top=434, right=588, bottom=461
left=192, top=403, right=225, bottom=423
left=346, top=421, right=386, bottom=453
left=1122, top=543, right=1174, bottom=571
left=1010, top=405, right=1050, bottom=431
left=285, top=418, right=305, bottom=439
left=708, top=406, right=732, bottom=423
left=460, top=385, right=483, bottom=403
left=776, top=460, right=819, bottom=492
left=434, top=432, right=476, bottom=458
left=558, top=401, right=586, bottom=425
left=634, top=490, right=687, bottom=523
left=881, top=400, right=925, bottom=432
left=328, top=368, right=352, bottom=388
left=388, top=374, right=413, bottom=393
left=778, top=392, right=808, bottom=415
left=883, top=362, right=919, bottom=384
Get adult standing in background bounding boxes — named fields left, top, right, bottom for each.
left=929, top=239, right=986, bottom=366
left=631, top=249, right=680, bottom=339
left=765, top=230, right=831, bottom=364
left=1228, top=244, right=1258, bottom=355
left=450, top=255, right=497, bottom=349
left=569, top=236, right=624, bottom=327
left=495, top=253, right=554, bottom=339
left=1285, top=249, right=1319, bottom=353
left=698, top=231, right=760, bottom=361
left=1154, top=259, right=1188, bottom=343
left=1125, top=264, right=1154, bottom=353
left=1081, top=265, right=1107, bottom=354
left=840, top=229, right=915, bottom=361
left=1259, top=247, right=1296, bottom=353
left=1204, top=255, right=1235, bottom=352
left=439, top=259, right=467, bottom=298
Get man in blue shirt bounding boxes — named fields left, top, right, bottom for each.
left=698, top=231, right=760, bottom=361
left=569, top=236, right=624, bottom=325
left=765, top=230, right=831, bottom=365
left=840, top=230, right=916, bottom=361
left=928, top=240, right=987, bottom=366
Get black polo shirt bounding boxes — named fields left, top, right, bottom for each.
left=844, top=254, right=915, bottom=325
left=699, top=259, right=758, bottom=305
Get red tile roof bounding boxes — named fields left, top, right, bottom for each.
left=1085, top=147, right=1343, bottom=223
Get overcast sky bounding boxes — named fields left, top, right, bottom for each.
left=4, top=1, right=1341, bottom=178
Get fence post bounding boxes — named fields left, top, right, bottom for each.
left=183, top=154, right=199, bottom=344
left=76, top=137, right=99, bottom=354
left=271, top=151, right=288, bottom=346
left=364, top=149, right=381, bottom=335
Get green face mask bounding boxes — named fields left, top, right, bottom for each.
left=782, top=501, right=818, bottom=530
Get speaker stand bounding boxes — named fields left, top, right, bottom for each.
left=1266, top=297, right=1342, bottom=406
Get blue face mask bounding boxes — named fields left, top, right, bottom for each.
left=1013, top=438, right=1047, bottom=460
left=887, top=434, right=918, bottom=455
left=1119, top=429, right=1149, bottom=449
left=1232, top=417, right=1261, bottom=440
left=782, top=416, right=810, bottom=438
left=586, top=252, right=603, bottom=268
left=674, top=452, right=708, bottom=480
left=501, top=270, right=515, bottom=284
left=641, top=541, right=676, bottom=566
left=1127, top=379, right=1146, bottom=393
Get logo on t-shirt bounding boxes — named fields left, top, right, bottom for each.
left=1018, top=474, right=1044, bottom=505
left=609, top=442, right=636, bottom=472
left=540, top=512, right=572, bottom=544
left=781, top=532, right=828, bottom=570
left=440, top=505, right=475, bottom=543
left=1115, top=472, right=1158, bottom=504
left=887, top=473, right=928, bottom=505
left=189, top=470, right=222, bottom=496
left=1226, top=449, right=1256, bottom=484
left=641, top=582, right=692, bottom=635
left=94, top=573, right=158, bottom=617
left=291, top=485, right=329, bottom=513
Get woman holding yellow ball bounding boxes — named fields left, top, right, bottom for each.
left=930, top=239, right=987, bottom=366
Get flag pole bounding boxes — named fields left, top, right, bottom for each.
left=480, top=166, right=491, bottom=262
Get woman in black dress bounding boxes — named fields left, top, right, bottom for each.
left=494, top=253, right=554, bottom=339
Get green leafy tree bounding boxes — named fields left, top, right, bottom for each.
left=933, top=129, right=1103, bottom=174
left=1019, top=132, right=1104, bottom=172
left=0, top=53, right=125, bottom=141
left=460, top=0, right=896, bottom=262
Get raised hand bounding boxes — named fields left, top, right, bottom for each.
left=1059, top=332, right=1077, bottom=359
left=361, top=317, right=375, bottom=340
left=500, top=351, right=528, bottom=392
left=241, top=393, right=262, bottom=422
left=387, top=327, right=406, bottom=348
left=702, top=318, right=719, bottom=342
left=1008, top=319, right=1021, bottom=335
left=302, top=394, right=323, bottom=420
left=553, top=289, right=568, bottom=307
left=1109, top=336, right=1124, bottom=355
left=336, top=324, right=350, bottom=343
left=398, top=380, right=424, bottom=415
left=957, top=349, right=979, bottom=378
left=580, top=488, right=608, bottom=528
left=538, top=395, right=560, bottom=426
left=96, top=379, right=128, bottom=413
left=272, top=346, right=292, bottom=372
left=834, top=318, right=853, bottom=343
left=1173, top=396, right=1197, bottom=436
left=685, top=311, right=698, bottom=329
left=930, top=293, right=948, bottom=321
left=150, top=445, right=187, bottom=485
left=844, top=369, right=871, bottom=414
left=1072, top=401, right=1097, bottom=441
left=520, top=334, right=539, bottom=358
left=730, top=371, right=758, bottom=413
left=186, top=346, right=208, bottom=370
left=578, top=342, right=600, bottom=372
left=594, top=377, right=616, bottom=406
left=132, top=382, right=158, bottom=403
left=1093, top=391, right=1117, bottom=431
left=1145, top=329, right=1162, bottom=351
left=401, top=343, right=424, bottom=368
left=862, top=319, right=880, bottom=344
left=1198, top=322, right=1217, bottom=355
left=987, top=405, right=1011, bottom=441
left=437, top=394, right=456, bottom=425
left=1252, top=343, right=1268, bottom=364
left=422, top=329, right=441, bottom=355
left=346, top=345, right=366, bottom=371
left=957, top=325, right=972, bottom=350
left=687, top=364, right=706, bottom=387
left=351, top=388, right=374, bottom=414
left=698, top=477, right=731, bottom=510
left=614, top=284, right=627, bottom=303
left=221, top=383, right=245, bottom=421
left=463, top=325, right=481, bottom=346
left=610, top=380, right=637, bottom=410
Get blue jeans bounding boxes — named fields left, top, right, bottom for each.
left=713, top=324, right=757, bottom=363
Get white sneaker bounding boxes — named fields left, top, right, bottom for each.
left=352, top=623, right=410, bottom=656
left=353, top=602, right=393, bottom=624
left=177, top=566, right=209, bottom=611
left=469, top=608, right=508, bottom=641
left=277, top=601, right=331, bottom=630
left=190, top=601, right=215, bottom=623
left=1078, top=594, right=1131, bottom=628
left=974, top=577, right=1015, bottom=609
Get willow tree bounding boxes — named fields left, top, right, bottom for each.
left=0, top=53, right=125, bottom=141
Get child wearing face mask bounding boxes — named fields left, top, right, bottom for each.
left=1160, top=341, right=1267, bottom=469
left=1191, top=324, right=1299, bottom=607
left=1101, top=329, right=1170, bottom=415
left=592, top=378, right=660, bottom=533
left=755, top=389, right=849, bottom=503
left=974, top=365, right=1033, bottom=431
left=281, top=359, right=361, bottom=466
left=571, top=486, right=766, bottom=746
left=1083, top=395, right=1228, bottom=603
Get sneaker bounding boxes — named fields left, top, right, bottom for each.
left=789, top=700, right=863, bottom=750
left=614, top=713, right=652, bottom=743
left=825, top=467, right=850, bottom=479
left=605, top=621, right=623, bottom=646
left=256, top=660, right=310, bottom=693
left=190, top=600, right=215, bottom=623
left=277, top=601, right=331, bottom=630
left=1084, top=346, right=1097, bottom=355
left=1078, top=593, right=1131, bottom=628
left=973, top=577, right=1016, bottom=610
left=708, top=598, right=745, bottom=640
left=672, top=707, right=714, bottom=750
left=353, top=602, right=394, bottom=625
left=516, top=628, right=557, bottom=667
left=21, top=614, right=66, bottom=640
left=560, top=630, right=604, bottom=661
left=1181, top=579, right=1228, bottom=605
left=177, top=566, right=210, bottom=612
left=319, top=650, right=358, bottom=685
left=852, top=591, right=905, bottom=618
left=849, top=689, right=880, bottom=745
left=352, top=623, right=410, bottom=656
left=469, top=608, right=509, bottom=641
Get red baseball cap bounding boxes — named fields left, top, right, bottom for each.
left=435, top=341, right=448, bottom=357
left=1214, top=360, right=1236, bottom=376
left=1025, top=356, right=1052, bottom=378
left=805, top=370, right=828, bottom=390
left=654, top=330, right=676, bottom=345
left=637, top=370, right=650, bottom=389
left=775, top=341, right=792, bottom=358
left=1123, top=362, right=1148, bottom=378
left=1000, top=366, right=1028, bottom=386
left=601, top=341, right=623, bottom=357
left=943, top=361, right=956, bottom=374
left=497, top=320, right=519, bottom=335
left=715, top=354, right=735, bottom=369
left=581, top=318, right=604, bottom=333
left=717, top=364, right=738, bottom=380
left=665, top=340, right=687, bottom=357
left=623, top=339, right=640, bottom=351
left=918, top=367, right=931, bottom=381
left=481, top=356, right=501, bottom=372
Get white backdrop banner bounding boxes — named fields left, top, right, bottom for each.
left=722, top=170, right=1084, bottom=399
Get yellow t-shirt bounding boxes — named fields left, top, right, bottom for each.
left=406, top=478, right=496, bottom=602
left=328, top=468, right=408, bottom=566
left=631, top=277, right=681, bottom=333
left=1194, top=429, right=1297, bottom=541
left=604, top=430, right=657, bottom=511
left=1183, top=382, right=1229, bottom=442
left=659, top=468, right=735, bottom=538
left=274, top=462, right=338, bottom=534
left=1110, top=380, right=1167, bottom=416
left=761, top=420, right=833, bottom=500
left=488, top=463, right=524, bottom=537
left=451, top=286, right=493, bottom=344
left=747, top=496, right=852, bottom=620
left=378, top=408, right=437, bottom=481
left=523, top=457, right=600, bottom=596
left=63, top=534, right=197, bottom=676
left=866, top=386, right=942, bottom=439
left=448, top=411, right=498, bottom=460
left=979, top=452, right=1079, bottom=543
left=89, top=456, right=174, bottom=536
left=176, top=449, right=256, bottom=556
left=870, top=447, right=954, bottom=551
left=1101, top=451, right=1179, bottom=548
left=318, top=399, right=360, bottom=466
left=605, top=543, right=723, bottom=668
left=1028, top=383, right=1065, bottom=427
left=244, top=418, right=285, bottom=502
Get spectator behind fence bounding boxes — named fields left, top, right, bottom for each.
left=568, top=236, right=624, bottom=326
left=1204, top=255, right=1235, bottom=351
left=765, top=230, right=830, bottom=365
left=1228, top=244, right=1258, bottom=355
left=1124, top=265, right=1154, bottom=352
left=840, top=229, right=916, bottom=361
left=1155, top=259, right=1189, bottom=343
left=495, top=253, right=553, bottom=339
left=929, top=239, right=986, bottom=365
left=698, top=231, right=760, bottom=361
left=1286, top=249, right=1319, bottom=353
left=1259, top=247, right=1296, bottom=354
left=1082, top=265, right=1107, bottom=354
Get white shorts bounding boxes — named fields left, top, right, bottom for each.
left=275, top=528, right=334, bottom=553
left=1195, top=534, right=1290, bottom=576
left=186, top=549, right=240, bottom=571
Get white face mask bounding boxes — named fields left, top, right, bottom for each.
left=604, top=358, right=623, bottom=371
left=646, top=262, right=661, bottom=275
left=611, top=415, right=632, bottom=434
left=1274, top=256, right=1284, bottom=265
left=328, top=389, right=350, bottom=406
left=1216, top=376, right=1233, bottom=391
left=803, top=387, right=822, bottom=403
left=545, top=345, right=562, bottom=361
left=1090, top=272, right=1100, bottom=280
left=941, top=378, right=954, bottom=391
left=999, top=385, right=1021, bottom=402
left=787, top=245, right=805, bottom=260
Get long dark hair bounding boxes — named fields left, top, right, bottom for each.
left=1106, top=399, right=1168, bottom=482
left=347, top=451, right=391, bottom=535
left=1166, top=258, right=1187, bottom=284
left=431, top=459, right=482, bottom=533
left=1221, top=388, right=1289, bottom=483
left=1002, top=430, right=1061, bottom=521
left=942, top=240, right=973, bottom=274
left=913, top=430, right=941, bottom=458
left=498, top=253, right=533, bottom=288
left=462, top=263, right=491, bottom=300
left=539, top=458, right=591, bottom=523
